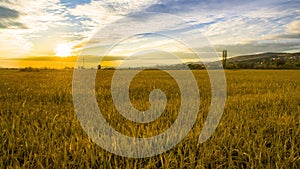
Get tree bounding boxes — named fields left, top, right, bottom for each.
left=275, top=59, right=285, bottom=68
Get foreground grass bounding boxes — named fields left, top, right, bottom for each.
left=0, top=69, right=299, bottom=168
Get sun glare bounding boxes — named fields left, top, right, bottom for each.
left=54, top=43, right=72, bottom=57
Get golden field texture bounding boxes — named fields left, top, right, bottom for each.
left=0, top=69, right=299, bottom=168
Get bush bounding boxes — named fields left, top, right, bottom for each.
left=20, top=67, right=40, bottom=72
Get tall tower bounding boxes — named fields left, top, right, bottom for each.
left=222, top=50, right=227, bottom=69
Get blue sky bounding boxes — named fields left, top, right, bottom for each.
left=0, top=0, right=299, bottom=61
left=60, top=0, right=91, bottom=8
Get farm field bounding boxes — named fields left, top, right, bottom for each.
left=0, top=69, right=299, bottom=168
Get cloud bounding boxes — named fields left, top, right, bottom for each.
left=0, top=6, right=19, bottom=18
left=69, top=0, right=159, bottom=29
left=263, top=20, right=300, bottom=40
left=0, top=0, right=78, bottom=57
left=1, top=0, right=300, bottom=59
left=0, top=5, right=27, bottom=29
left=1, top=0, right=69, bottom=30
left=0, top=20, right=27, bottom=29
left=145, top=0, right=277, bottom=14
left=143, top=0, right=299, bottom=38
left=286, top=20, right=300, bottom=34
left=214, top=42, right=300, bottom=56
left=69, top=0, right=300, bottom=59
left=67, top=0, right=159, bottom=50
left=273, top=34, right=300, bottom=39
left=0, top=30, right=33, bottom=57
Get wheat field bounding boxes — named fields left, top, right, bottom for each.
left=0, top=69, right=299, bottom=168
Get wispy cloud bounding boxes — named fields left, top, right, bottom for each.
left=0, top=5, right=27, bottom=29
left=286, top=20, right=300, bottom=34
left=0, top=0, right=72, bottom=57
left=157, top=0, right=300, bottom=56
left=0, top=0, right=299, bottom=61
left=215, top=41, right=300, bottom=56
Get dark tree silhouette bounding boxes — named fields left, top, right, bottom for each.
left=275, top=59, right=285, bottom=68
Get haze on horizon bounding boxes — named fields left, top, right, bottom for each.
left=0, top=0, right=299, bottom=68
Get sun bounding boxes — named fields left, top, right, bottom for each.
left=54, top=43, right=73, bottom=57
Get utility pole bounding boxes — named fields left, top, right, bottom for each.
left=82, top=56, right=85, bottom=69
left=222, top=50, right=227, bottom=69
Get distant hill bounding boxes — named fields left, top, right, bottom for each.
left=227, top=52, right=300, bottom=62
left=139, top=52, right=300, bottom=70
left=225, top=52, right=300, bottom=69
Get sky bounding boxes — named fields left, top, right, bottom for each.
left=0, top=0, right=299, bottom=68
